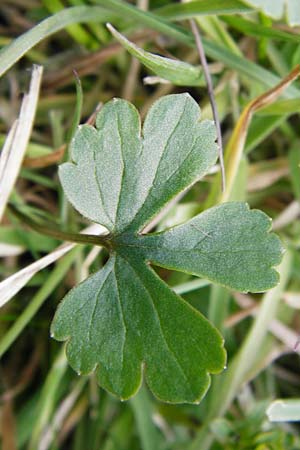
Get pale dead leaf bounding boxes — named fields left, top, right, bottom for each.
left=0, top=65, right=43, bottom=222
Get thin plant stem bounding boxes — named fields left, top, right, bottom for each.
left=190, top=19, right=225, bottom=192
left=8, top=204, right=111, bottom=249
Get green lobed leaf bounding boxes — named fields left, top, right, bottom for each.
left=52, top=93, right=282, bottom=403
left=59, top=94, right=218, bottom=233
left=107, top=24, right=204, bottom=86
left=52, top=254, right=225, bottom=403
left=240, top=0, right=300, bottom=26
left=115, top=203, right=283, bottom=293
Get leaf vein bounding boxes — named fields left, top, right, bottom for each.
left=114, top=262, right=128, bottom=367
left=91, top=135, right=114, bottom=227
left=127, top=96, right=189, bottom=229
left=124, top=256, right=196, bottom=397
left=87, top=269, right=113, bottom=344
left=114, top=108, right=126, bottom=229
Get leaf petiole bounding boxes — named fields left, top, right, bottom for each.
left=8, top=204, right=111, bottom=249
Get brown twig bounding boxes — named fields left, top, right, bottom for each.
left=190, top=19, right=226, bottom=192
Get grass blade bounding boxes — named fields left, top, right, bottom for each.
left=0, top=65, right=43, bottom=221
left=222, top=15, right=300, bottom=43
left=156, top=0, right=253, bottom=20
left=0, top=6, right=114, bottom=78
left=0, top=224, right=104, bottom=308
left=107, top=23, right=204, bottom=86
left=267, top=399, right=300, bottom=422
left=130, top=387, right=162, bottom=450
left=1, top=1, right=299, bottom=100
left=0, top=248, right=80, bottom=358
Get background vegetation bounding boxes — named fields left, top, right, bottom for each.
left=0, top=1, right=300, bottom=449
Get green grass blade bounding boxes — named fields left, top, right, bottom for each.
left=257, top=98, right=300, bottom=115
left=156, top=0, right=253, bottom=20
left=93, top=0, right=300, bottom=98
left=94, top=0, right=193, bottom=44
left=202, top=39, right=300, bottom=98
left=198, top=15, right=241, bottom=55
left=289, top=145, right=300, bottom=201
left=0, top=6, right=114, bottom=78
left=42, top=0, right=98, bottom=48
left=130, top=387, right=162, bottom=450
left=245, top=116, right=288, bottom=153
left=29, top=347, right=68, bottom=450
left=222, top=15, right=300, bottom=43
left=189, top=251, right=292, bottom=450
left=173, top=279, right=211, bottom=295
left=1, top=1, right=299, bottom=99
left=0, top=247, right=80, bottom=358
left=108, top=23, right=204, bottom=86
left=210, top=252, right=292, bottom=418
left=66, top=73, right=83, bottom=146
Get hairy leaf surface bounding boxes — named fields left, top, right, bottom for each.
left=52, top=93, right=282, bottom=403
left=59, top=94, right=218, bottom=233
left=52, top=254, right=224, bottom=403
left=116, top=202, right=282, bottom=293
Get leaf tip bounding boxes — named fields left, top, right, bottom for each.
left=106, top=22, right=115, bottom=33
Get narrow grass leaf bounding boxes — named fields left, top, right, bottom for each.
left=222, top=15, right=300, bottom=43
left=0, top=248, right=81, bottom=359
left=107, top=24, right=204, bottom=86
left=94, top=0, right=300, bottom=98
left=29, top=348, right=68, bottom=450
left=1, top=1, right=299, bottom=99
left=156, top=0, right=253, bottom=20
left=42, top=0, right=98, bottom=48
left=130, top=387, right=162, bottom=450
left=0, top=65, right=43, bottom=222
left=267, top=399, right=300, bottom=422
left=289, top=146, right=300, bottom=201
left=0, top=6, right=115, bottom=78
left=257, top=98, right=300, bottom=115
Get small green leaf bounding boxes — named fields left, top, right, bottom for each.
left=107, top=24, right=204, bottom=86
left=52, top=93, right=282, bottom=404
left=240, top=0, right=300, bottom=26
